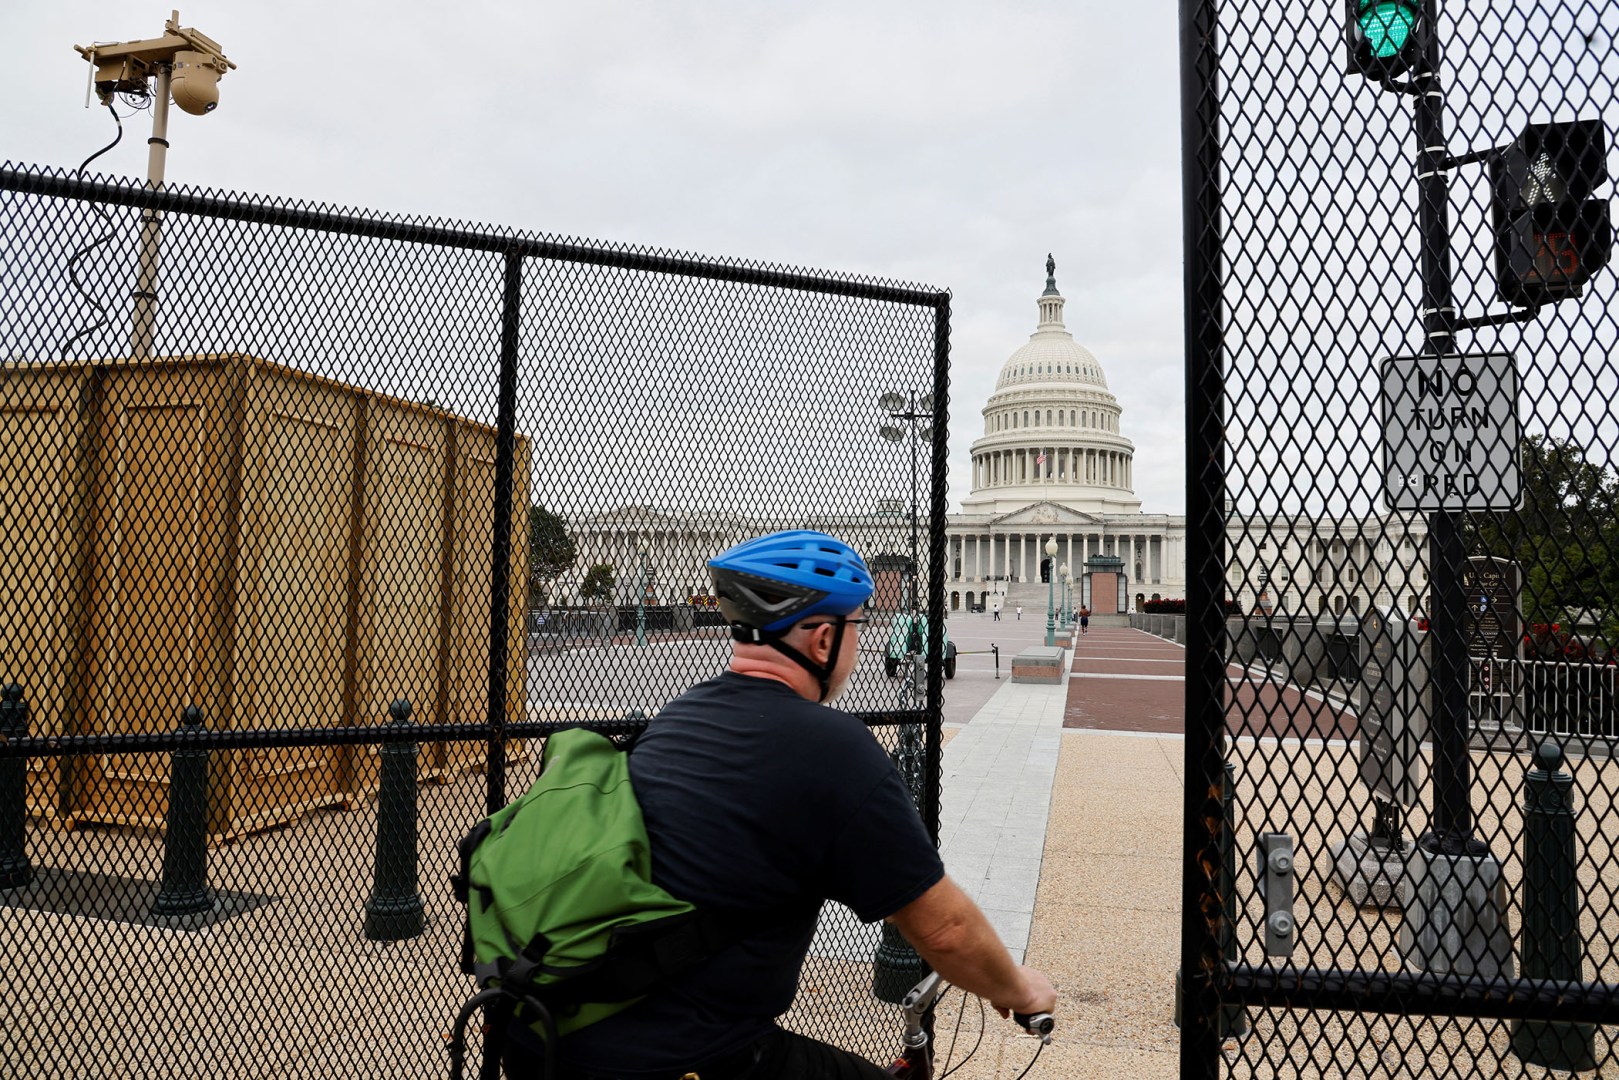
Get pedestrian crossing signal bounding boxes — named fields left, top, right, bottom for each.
left=1491, top=119, right=1613, bottom=306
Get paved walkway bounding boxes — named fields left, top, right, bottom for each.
left=925, top=622, right=1186, bottom=1077
left=937, top=673, right=1067, bottom=963
left=935, top=621, right=1180, bottom=966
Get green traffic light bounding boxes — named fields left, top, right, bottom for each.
left=1357, top=1, right=1418, bottom=59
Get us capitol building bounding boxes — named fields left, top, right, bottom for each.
left=942, top=257, right=1184, bottom=615
left=560, top=259, right=1429, bottom=621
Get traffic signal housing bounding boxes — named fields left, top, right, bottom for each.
left=1491, top=119, right=1613, bottom=306
left=1345, top=0, right=1426, bottom=80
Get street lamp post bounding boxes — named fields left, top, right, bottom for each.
left=635, top=539, right=648, bottom=648
left=1043, top=537, right=1058, bottom=646
left=1060, top=564, right=1071, bottom=627
left=879, top=389, right=938, bottom=803
left=872, top=388, right=938, bottom=1005
left=879, top=390, right=936, bottom=615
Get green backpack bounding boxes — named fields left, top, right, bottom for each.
left=448, top=727, right=735, bottom=1078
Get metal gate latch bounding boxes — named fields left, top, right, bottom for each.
left=1255, top=833, right=1297, bottom=957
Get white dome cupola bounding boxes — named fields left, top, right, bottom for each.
left=960, top=256, right=1140, bottom=516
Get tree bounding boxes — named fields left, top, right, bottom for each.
left=1468, top=435, right=1619, bottom=644
left=580, top=563, right=616, bottom=607
left=528, top=504, right=577, bottom=609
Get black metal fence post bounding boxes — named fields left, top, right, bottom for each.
left=484, top=250, right=523, bottom=819
left=1178, top=0, right=1228, bottom=1073
left=1510, top=742, right=1595, bottom=1070
left=150, top=705, right=214, bottom=917
left=1173, top=762, right=1248, bottom=1039
left=923, top=296, right=951, bottom=852
left=365, top=699, right=425, bottom=942
left=0, top=684, right=32, bottom=890
left=1217, top=762, right=1247, bottom=1037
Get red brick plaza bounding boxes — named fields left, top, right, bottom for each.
left=1064, top=624, right=1358, bottom=741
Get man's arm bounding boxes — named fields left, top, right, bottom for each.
left=886, top=875, right=1057, bottom=1016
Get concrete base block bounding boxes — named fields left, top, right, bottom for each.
left=1470, top=717, right=1523, bottom=751
left=1399, top=843, right=1515, bottom=977
left=1012, top=646, right=1066, bottom=684
left=1327, top=832, right=1406, bottom=908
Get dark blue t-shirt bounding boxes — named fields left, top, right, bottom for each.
left=556, top=670, right=944, bottom=1075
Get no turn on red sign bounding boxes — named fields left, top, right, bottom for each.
left=1380, top=352, right=1523, bottom=512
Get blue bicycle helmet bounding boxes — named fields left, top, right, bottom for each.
left=708, top=531, right=874, bottom=701
left=707, top=530, right=873, bottom=633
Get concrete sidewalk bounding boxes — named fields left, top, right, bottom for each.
left=928, top=624, right=1183, bottom=1078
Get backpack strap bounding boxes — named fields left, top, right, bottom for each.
left=507, top=904, right=791, bottom=1013
left=453, top=819, right=495, bottom=976
left=451, top=818, right=494, bottom=905
left=447, top=985, right=558, bottom=1080
left=541, top=910, right=727, bottom=1007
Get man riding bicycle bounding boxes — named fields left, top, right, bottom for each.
left=504, top=530, right=1056, bottom=1079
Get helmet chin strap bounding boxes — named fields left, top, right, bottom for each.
left=733, top=619, right=849, bottom=703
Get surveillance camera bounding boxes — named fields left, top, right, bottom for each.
left=169, top=50, right=222, bottom=115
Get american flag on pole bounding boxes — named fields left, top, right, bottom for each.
left=1035, top=452, right=1047, bottom=465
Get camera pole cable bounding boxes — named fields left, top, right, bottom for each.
left=60, top=101, right=125, bottom=361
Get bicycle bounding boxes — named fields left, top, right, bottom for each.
left=450, top=971, right=1053, bottom=1080
left=884, top=971, right=1055, bottom=1079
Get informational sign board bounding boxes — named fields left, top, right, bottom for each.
left=1357, top=607, right=1430, bottom=807
left=1381, top=352, right=1522, bottom=512
left=1461, top=556, right=1521, bottom=659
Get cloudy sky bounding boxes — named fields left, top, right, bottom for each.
left=2, top=2, right=1186, bottom=513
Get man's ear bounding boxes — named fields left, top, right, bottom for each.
left=804, top=622, right=836, bottom=665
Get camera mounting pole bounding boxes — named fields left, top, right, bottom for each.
left=74, top=11, right=234, bottom=360
left=128, top=61, right=173, bottom=361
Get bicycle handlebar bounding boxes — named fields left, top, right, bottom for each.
left=1013, top=1011, right=1055, bottom=1043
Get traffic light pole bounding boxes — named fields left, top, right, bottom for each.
left=1409, top=15, right=1477, bottom=854
left=1399, top=0, right=1512, bottom=978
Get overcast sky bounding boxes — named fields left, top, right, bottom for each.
left=1, top=2, right=1187, bottom=515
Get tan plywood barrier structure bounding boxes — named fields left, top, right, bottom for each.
left=0, top=354, right=530, bottom=838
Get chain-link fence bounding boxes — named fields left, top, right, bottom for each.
left=1178, top=0, right=1619, bottom=1075
left=0, top=160, right=950, bottom=1077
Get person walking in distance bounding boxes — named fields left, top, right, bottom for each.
left=1079, top=605, right=1090, bottom=635
left=1016, top=605, right=1023, bottom=621
left=504, top=530, right=1058, bottom=1079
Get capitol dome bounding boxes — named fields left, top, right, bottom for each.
left=959, top=256, right=1141, bottom=516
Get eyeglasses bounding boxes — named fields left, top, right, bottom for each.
left=798, top=617, right=868, bottom=630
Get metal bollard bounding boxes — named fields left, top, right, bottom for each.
left=1510, top=741, right=1595, bottom=1071
left=872, top=920, right=930, bottom=1005
left=0, top=684, right=32, bottom=890
left=151, top=705, right=214, bottom=916
left=365, top=699, right=425, bottom=941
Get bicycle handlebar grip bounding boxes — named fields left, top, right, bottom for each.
left=1014, top=1011, right=1055, bottom=1040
